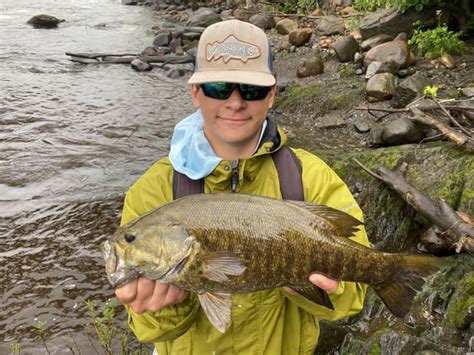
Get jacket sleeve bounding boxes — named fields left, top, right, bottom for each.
left=119, top=159, right=201, bottom=342
left=283, top=149, right=370, bottom=321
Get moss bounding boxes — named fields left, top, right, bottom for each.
left=439, top=88, right=462, bottom=100
left=368, top=342, right=382, bottom=355
left=274, top=78, right=364, bottom=117
left=445, top=271, right=474, bottom=329
left=338, top=64, right=357, bottom=78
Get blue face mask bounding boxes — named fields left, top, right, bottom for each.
left=169, top=110, right=267, bottom=180
left=169, top=110, right=222, bottom=180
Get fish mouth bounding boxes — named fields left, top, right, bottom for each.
left=101, top=240, right=139, bottom=288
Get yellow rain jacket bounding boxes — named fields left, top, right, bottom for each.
left=120, top=120, right=369, bottom=355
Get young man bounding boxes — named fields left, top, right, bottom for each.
left=115, top=19, right=369, bottom=354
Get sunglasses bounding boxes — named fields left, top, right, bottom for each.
left=199, top=82, right=272, bottom=101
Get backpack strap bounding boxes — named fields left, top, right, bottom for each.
left=272, top=146, right=304, bottom=201
left=172, top=169, right=204, bottom=200
left=172, top=146, right=303, bottom=201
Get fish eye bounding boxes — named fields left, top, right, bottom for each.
left=125, top=234, right=136, bottom=243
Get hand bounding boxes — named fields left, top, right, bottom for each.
left=115, top=277, right=188, bottom=314
left=308, top=273, right=339, bottom=293
left=283, top=273, right=339, bottom=295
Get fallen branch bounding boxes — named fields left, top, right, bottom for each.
left=408, top=107, right=474, bottom=153
left=65, top=52, right=194, bottom=65
left=353, top=159, right=474, bottom=254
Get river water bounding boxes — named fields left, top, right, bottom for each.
left=0, top=0, right=195, bottom=352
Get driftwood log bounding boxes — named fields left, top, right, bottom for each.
left=354, top=159, right=474, bottom=254
left=65, top=52, right=194, bottom=65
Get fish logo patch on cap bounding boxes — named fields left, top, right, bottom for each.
left=206, top=35, right=261, bottom=64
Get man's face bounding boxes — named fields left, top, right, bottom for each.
left=190, top=83, right=276, bottom=157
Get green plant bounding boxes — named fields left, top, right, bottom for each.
left=10, top=343, right=21, bottom=355
left=353, top=0, right=395, bottom=12
left=423, top=85, right=438, bottom=97
left=396, top=0, right=438, bottom=13
left=35, top=320, right=51, bottom=355
left=408, top=23, right=468, bottom=59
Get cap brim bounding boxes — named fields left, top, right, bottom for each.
left=188, top=70, right=276, bottom=86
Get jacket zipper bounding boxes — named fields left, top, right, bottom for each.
left=230, top=159, right=239, bottom=193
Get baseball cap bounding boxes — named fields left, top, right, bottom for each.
left=188, top=19, right=276, bottom=86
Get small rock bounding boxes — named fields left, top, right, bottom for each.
left=275, top=19, right=298, bottom=35
left=319, top=38, right=333, bottom=48
left=27, top=14, right=65, bottom=28
left=354, top=118, right=371, bottom=133
left=439, top=53, right=456, bottom=69
left=316, top=112, right=346, bottom=129
left=365, top=61, right=399, bottom=79
left=355, top=68, right=365, bottom=75
left=350, top=30, right=363, bottom=41
left=289, top=28, right=313, bottom=47
left=296, top=57, right=324, bottom=78
left=365, top=73, right=397, bottom=101
left=394, top=32, right=408, bottom=42
left=392, top=73, right=432, bottom=108
left=249, top=13, right=275, bottom=30
left=186, top=8, right=221, bottom=27
left=131, top=58, right=152, bottom=72
left=220, top=9, right=234, bottom=21
left=153, top=31, right=172, bottom=47
left=364, top=40, right=411, bottom=70
left=461, top=87, right=474, bottom=97
left=381, top=117, right=424, bottom=146
left=360, top=34, right=393, bottom=52
left=354, top=52, right=363, bottom=64
left=397, top=67, right=416, bottom=78
left=315, top=16, right=345, bottom=36
left=331, top=36, right=359, bottom=63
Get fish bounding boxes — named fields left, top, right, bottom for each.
left=102, top=193, right=443, bottom=333
left=206, top=35, right=260, bottom=63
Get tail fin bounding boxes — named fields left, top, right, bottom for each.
left=373, top=254, right=444, bottom=317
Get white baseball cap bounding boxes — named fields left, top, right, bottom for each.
left=188, top=19, right=276, bottom=86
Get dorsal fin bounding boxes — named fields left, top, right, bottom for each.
left=288, top=201, right=363, bottom=238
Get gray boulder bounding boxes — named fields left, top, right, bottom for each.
left=361, top=34, right=393, bottom=52
left=249, top=13, right=275, bottom=30
left=365, top=61, right=400, bottom=79
left=289, top=28, right=313, bottom=47
left=315, top=16, right=345, bottom=36
left=359, top=6, right=436, bottom=40
left=332, top=36, right=359, bottom=63
left=131, top=58, right=152, bottom=72
left=392, top=73, right=432, bottom=108
left=364, top=40, right=411, bottom=70
left=27, top=14, right=65, bottom=28
left=296, top=57, right=324, bottom=78
left=366, top=73, right=397, bottom=102
left=186, top=8, right=221, bottom=28
left=275, top=19, right=298, bottom=35
left=381, top=117, right=424, bottom=146
left=153, top=31, right=172, bottom=47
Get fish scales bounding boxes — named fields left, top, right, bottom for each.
left=143, top=194, right=388, bottom=291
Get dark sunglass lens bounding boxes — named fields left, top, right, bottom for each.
left=239, top=85, right=271, bottom=100
left=201, top=82, right=234, bottom=100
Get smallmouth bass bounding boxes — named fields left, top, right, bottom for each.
left=102, top=193, right=442, bottom=332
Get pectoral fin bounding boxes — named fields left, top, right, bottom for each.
left=289, top=285, right=335, bottom=310
left=198, top=292, right=232, bottom=333
left=202, top=252, right=246, bottom=282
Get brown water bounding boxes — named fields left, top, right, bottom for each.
left=0, top=0, right=195, bottom=351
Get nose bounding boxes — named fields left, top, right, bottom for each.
left=225, top=87, right=246, bottom=110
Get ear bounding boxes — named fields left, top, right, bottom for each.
left=190, top=84, right=201, bottom=108
left=267, top=86, right=277, bottom=109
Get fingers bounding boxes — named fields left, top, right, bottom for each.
left=115, top=277, right=187, bottom=314
left=309, top=273, right=339, bottom=293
